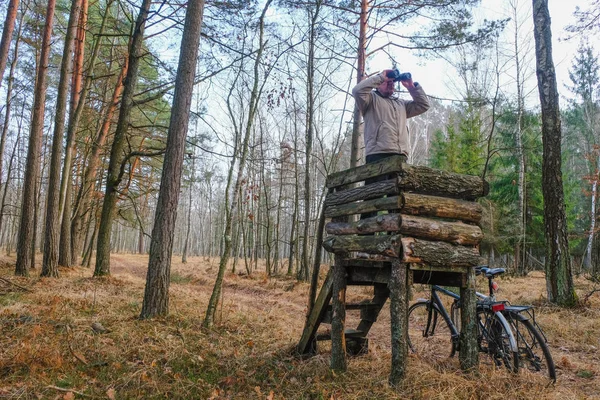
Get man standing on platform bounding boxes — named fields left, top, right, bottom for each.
left=352, top=68, right=430, bottom=165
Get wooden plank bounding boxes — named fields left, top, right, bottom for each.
left=326, top=214, right=401, bottom=235
left=325, top=179, right=399, bottom=207
left=324, top=196, right=403, bottom=219
left=326, top=155, right=404, bottom=189
left=400, top=237, right=481, bottom=267
left=296, top=270, right=334, bottom=355
left=399, top=164, right=489, bottom=200
left=409, top=263, right=471, bottom=274
left=323, top=234, right=402, bottom=257
left=316, top=328, right=366, bottom=341
left=326, top=213, right=482, bottom=245
left=402, top=192, right=482, bottom=223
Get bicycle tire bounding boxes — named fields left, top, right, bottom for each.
left=408, top=301, right=455, bottom=362
left=477, top=309, right=519, bottom=373
left=508, top=315, right=556, bottom=381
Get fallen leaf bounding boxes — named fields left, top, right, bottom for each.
left=267, top=390, right=275, bottom=400
left=62, top=393, right=74, bottom=400
left=106, top=388, right=116, bottom=400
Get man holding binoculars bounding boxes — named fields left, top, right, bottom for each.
left=352, top=68, right=430, bottom=165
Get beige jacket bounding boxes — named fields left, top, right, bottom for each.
left=352, top=73, right=430, bottom=156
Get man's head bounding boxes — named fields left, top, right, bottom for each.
left=377, top=78, right=395, bottom=98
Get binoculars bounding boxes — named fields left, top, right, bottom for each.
left=386, top=69, right=411, bottom=82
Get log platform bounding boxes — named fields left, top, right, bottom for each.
left=296, top=155, right=487, bottom=385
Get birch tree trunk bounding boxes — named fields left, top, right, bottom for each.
left=532, top=0, right=577, bottom=306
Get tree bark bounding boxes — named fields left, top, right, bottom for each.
left=15, top=0, right=56, bottom=276
left=532, top=0, right=577, bottom=306
left=350, top=0, right=367, bottom=168
left=94, top=0, right=152, bottom=276
left=0, top=0, right=19, bottom=90
left=42, top=0, right=83, bottom=277
left=140, top=0, right=205, bottom=319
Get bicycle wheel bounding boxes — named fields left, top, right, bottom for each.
left=509, top=316, right=556, bottom=381
left=408, top=301, right=455, bottom=362
left=477, top=309, right=519, bottom=372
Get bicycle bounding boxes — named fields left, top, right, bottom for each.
left=408, top=266, right=556, bottom=381
left=473, top=266, right=556, bottom=381
left=407, top=272, right=519, bottom=372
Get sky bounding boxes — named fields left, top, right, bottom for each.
left=380, top=0, right=598, bottom=107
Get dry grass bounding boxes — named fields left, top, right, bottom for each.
left=0, top=254, right=598, bottom=399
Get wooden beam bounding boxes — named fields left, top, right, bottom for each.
left=459, top=267, right=479, bottom=371
left=399, top=164, right=489, bottom=200
left=323, top=234, right=402, bottom=257
left=297, top=270, right=333, bottom=355
left=324, top=196, right=403, bottom=219
left=326, top=214, right=482, bottom=245
left=402, top=192, right=482, bottom=223
left=400, top=237, right=481, bottom=267
left=325, top=179, right=399, bottom=207
left=326, top=155, right=404, bottom=188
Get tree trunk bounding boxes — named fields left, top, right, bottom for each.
left=0, top=0, right=19, bottom=89
left=532, top=0, right=577, bottom=306
left=15, top=0, right=56, bottom=276
left=350, top=0, right=367, bottom=168
left=42, top=0, right=83, bottom=277
left=94, top=0, right=152, bottom=276
left=140, top=0, right=205, bottom=319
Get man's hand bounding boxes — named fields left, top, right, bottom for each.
left=400, top=78, right=416, bottom=90
left=380, top=69, right=394, bottom=82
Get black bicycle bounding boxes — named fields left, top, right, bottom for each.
left=475, top=267, right=556, bottom=381
left=408, top=266, right=556, bottom=381
left=407, top=274, right=519, bottom=372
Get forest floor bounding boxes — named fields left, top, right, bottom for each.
left=0, top=253, right=599, bottom=399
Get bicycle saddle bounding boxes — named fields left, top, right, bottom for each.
left=481, top=267, right=505, bottom=278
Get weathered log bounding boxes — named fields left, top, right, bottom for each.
left=330, top=262, right=348, bottom=371
left=323, top=235, right=401, bottom=257
left=325, top=179, right=399, bottom=207
left=326, top=155, right=404, bottom=188
left=459, top=267, right=479, bottom=371
left=399, top=164, right=488, bottom=200
left=402, top=192, right=482, bottom=223
left=389, top=259, right=408, bottom=385
left=326, top=214, right=401, bottom=235
left=346, top=265, right=391, bottom=285
left=326, top=213, right=482, bottom=245
left=324, top=196, right=403, bottom=219
left=400, top=237, right=481, bottom=267
left=399, top=215, right=482, bottom=245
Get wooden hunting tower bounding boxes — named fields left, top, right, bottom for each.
left=297, top=155, right=488, bottom=384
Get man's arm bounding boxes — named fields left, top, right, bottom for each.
left=402, top=80, right=430, bottom=118
left=351, top=72, right=386, bottom=113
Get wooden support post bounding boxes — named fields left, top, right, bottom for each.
left=389, top=259, right=408, bottom=385
left=459, top=267, right=479, bottom=371
left=330, top=260, right=348, bottom=371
